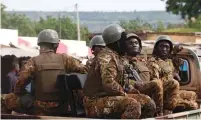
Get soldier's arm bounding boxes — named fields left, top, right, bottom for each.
left=63, top=54, right=88, bottom=73
left=14, top=58, right=35, bottom=95
left=85, top=59, right=92, bottom=70
left=99, top=54, right=125, bottom=96
left=146, top=59, right=161, bottom=80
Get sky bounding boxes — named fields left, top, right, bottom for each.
left=2, top=0, right=167, bottom=12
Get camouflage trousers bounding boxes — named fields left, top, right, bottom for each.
left=176, top=90, right=198, bottom=111
left=162, top=78, right=180, bottom=111
left=83, top=94, right=156, bottom=119
left=1, top=93, right=68, bottom=116
left=136, top=79, right=163, bottom=115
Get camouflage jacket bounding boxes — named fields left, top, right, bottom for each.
left=14, top=49, right=87, bottom=108
left=147, top=57, right=174, bottom=81
left=126, top=56, right=150, bottom=82
left=83, top=47, right=125, bottom=97
left=85, top=58, right=95, bottom=70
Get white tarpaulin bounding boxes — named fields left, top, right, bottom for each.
left=0, top=47, right=38, bottom=57
left=0, top=29, right=18, bottom=46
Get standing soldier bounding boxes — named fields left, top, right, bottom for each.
left=3, top=29, right=87, bottom=116
left=86, top=35, right=106, bottom=69
left=83, top=24, right=156, bottom=119
left=123, top=33, right=163, bottom=116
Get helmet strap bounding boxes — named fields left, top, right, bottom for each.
left=52, top=43, right=59, bottom=53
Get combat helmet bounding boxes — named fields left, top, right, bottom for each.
left=153, top=35, right=173, bottom=55
left=126, top=33, right=142, bottom=49
left=89, top=35, right=106, bottom=48
left=37, top=29, right=60, bottom=45
left=102, top=24, right=125, bottom=45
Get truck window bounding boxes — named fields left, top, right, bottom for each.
left=179, top=59, right=190, bottom=85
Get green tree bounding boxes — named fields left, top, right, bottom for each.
left=80, top=26, right=90, bottom=43
left=155, top=21, right=165, bottom=32
left=120, top=19, right=153, bottom=32
left=1, top=3, right=9, bottom=28
left=1, top=3, right=36, bottom=36
left=1, top=4, right=89, bottom=41
left=188, top=15, right=201, bottom=31
left=7, top=13, right=36, bottom=36
left=35, top=16, right=89, bottom=41
left=163, top=0, right=201, bottom=20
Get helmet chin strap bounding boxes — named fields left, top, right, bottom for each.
left=52, top=43, right=59, bottom=53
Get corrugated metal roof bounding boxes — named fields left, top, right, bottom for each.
left=0, top=47, right=39, bottom=57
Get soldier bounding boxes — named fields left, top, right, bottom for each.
left=86, top=35, right=106, bottom=69
left=83, top=24, right=156, bottom=119
left=147, top=35, right=198, bottom=114
left=3, top=29, right=87, bottom=116
left=123, top=33, right=163, bottom=116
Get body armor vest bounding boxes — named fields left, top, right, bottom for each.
left=33, top=53, right=65, bottom=101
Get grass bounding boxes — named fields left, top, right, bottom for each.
left=164, top=28, right=200, bottom=33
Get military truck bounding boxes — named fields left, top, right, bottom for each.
left=1, top=47, right=201, bottom=119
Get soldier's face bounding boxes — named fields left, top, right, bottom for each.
left=125, top=38, right=140, bottom=56
left=157, top=41, right=171, bottom=57
left=92, top=45, right=105, bottom=56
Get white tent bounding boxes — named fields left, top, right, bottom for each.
left=0, top=47, right=38, bottom=57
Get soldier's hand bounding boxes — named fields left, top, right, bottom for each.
left=173, top=44, right=183, bottom=54
left=173, top=73, right=181, bottom=82
left=134, top=82, right=144, bottom=90
left=128, top=85, right=140, bottom=94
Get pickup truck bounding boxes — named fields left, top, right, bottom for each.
left=1, top=47, right=201, bottom=119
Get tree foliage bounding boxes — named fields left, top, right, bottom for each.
left=164, top=0, right=201, bottom=19
left=154, top=21, right=165, bottom=32
left=1, top=3, right=89, bottom=42
left=120, top=19, right=153, bottom=32
left=120, top=19, right=167, bottom=32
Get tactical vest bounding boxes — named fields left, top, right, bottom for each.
left=33, top=53, right=65, bottom=101
left=128, top=60, right=150, bottom=82
left=135, top=61, right=150, bottom=82
left=83, top=48, right=124, bottom=97
left=157, top=59, right=173, bottom=79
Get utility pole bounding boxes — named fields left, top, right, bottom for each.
left=59, top=11, right=62, bottom=38
left=75, top=3, right=81, bottom=41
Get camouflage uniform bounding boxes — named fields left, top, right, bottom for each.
left=83, top=24, right=156, bottom=119
left=85, top=58, right=94, bottom=70
left=125, top=56, right=163, bottom=115
left=150, top=35, right=198, bottom=111
left=166, top=58, right=198, bottom=110
left=147, top=57, right=180, bottom=112
left=3, top=51, right=87, bottom=115
left=2, top=29, right=87, bottom=116
left=83, top=47, right=156, bottom=119
left=86, top=35, right=106, bottom=70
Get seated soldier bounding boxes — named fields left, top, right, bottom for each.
left=83, top=24, right=156, bottom=119
left=2, top=29, right=87, bottom=116
left=86, top=35, right=106, bottom=69
left=73, top=35, right=106, bottom=109
left=123, top=33, right=163, bottom=116
left=147, top=35, right=198, bottom=114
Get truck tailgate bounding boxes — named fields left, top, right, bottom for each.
left=155, top=109, right=201, bottom=119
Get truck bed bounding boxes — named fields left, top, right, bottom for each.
left=2, top=109, right=201, bottom=119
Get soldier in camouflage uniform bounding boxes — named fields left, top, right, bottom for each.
left=2, top=29, right=87, bottom=116
left=83, top=24, right=156, bottom=119
left=147, top=35, right=198, bottom=114
left=86, top=35, right=106, bottom=69
left=123, top=33, right=163, bottom=116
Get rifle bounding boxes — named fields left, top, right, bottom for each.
left=125, top=65, right=143, bottom=84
